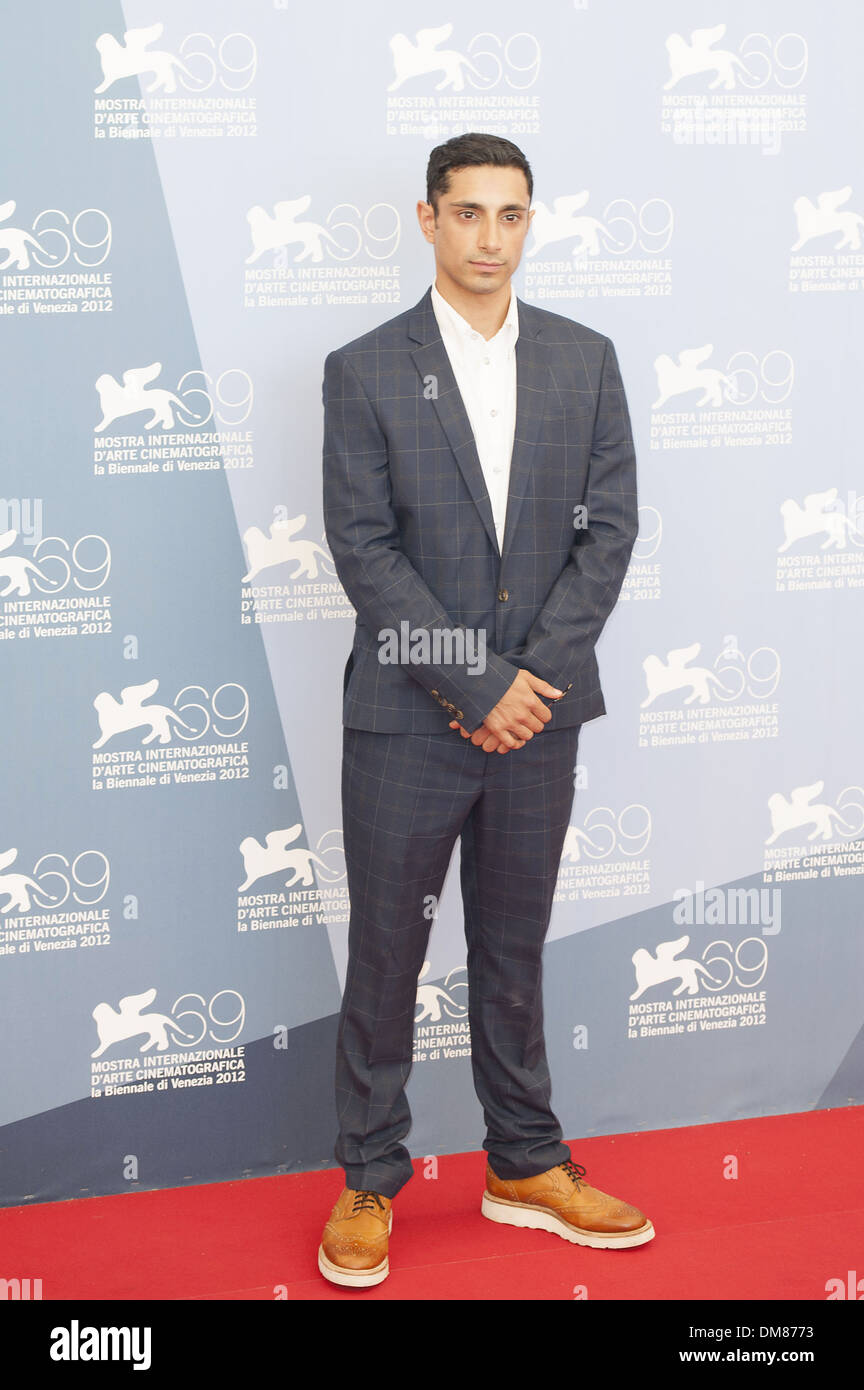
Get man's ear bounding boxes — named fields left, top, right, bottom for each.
left=417, top=200, right=436, bottom=245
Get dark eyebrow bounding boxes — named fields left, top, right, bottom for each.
left=448, top=200, right=529, bottom=212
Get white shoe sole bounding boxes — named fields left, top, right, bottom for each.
left=481, top=1191, right=655, bottom=1249
left=317, top=1209, right=393, bottom=1287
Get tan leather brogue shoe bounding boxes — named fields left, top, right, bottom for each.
left=318, top=1187, right=393, bottom=1287
left=482, top=1158, right=654, bottom=1249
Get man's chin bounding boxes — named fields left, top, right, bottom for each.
left=459, top=268, right=510, bottom=291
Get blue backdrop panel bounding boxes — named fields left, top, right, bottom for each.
left=0, top=0, right=861, bottom=1206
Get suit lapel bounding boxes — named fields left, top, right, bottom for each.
left=408, top=286, right=549, bottom=564
left=409, top=333, right=499, bottom=556
left=503, top=326, right=549, bottom=564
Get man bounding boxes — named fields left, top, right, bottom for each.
left=319, top=133, right=652, bottom=1289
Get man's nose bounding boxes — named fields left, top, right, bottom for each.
left=477, top=221, right=502, bottom=250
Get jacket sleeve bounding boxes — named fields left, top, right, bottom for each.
left=502, top=335, right=638, bottom=697
left=322, top=347, right=521, bottom=734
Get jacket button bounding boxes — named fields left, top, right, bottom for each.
left=431, top=689, right=439, bottom=697
left=498, top=588, right=509, bottom=602
left=455, top=708, right=464, bottom=719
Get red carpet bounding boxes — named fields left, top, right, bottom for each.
left=3, top=1106, right=862, bottom=1300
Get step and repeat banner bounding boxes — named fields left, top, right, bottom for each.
left=1, top=1, right=862, bottom=1207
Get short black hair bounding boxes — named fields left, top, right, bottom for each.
left=426, top=132, right=533, bottom=215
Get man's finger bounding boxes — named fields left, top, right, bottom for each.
left=449, top=719, right=526, bottom=753
left=529, top=699, right=553, bottom=723
left=484, top=724, right=519, bottom=749
left=523, top=672, right=564, bottom=698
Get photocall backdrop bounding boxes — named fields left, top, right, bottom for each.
left=1, top=0, right=862, bottom=1208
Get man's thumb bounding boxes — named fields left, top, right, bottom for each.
left=524, top=671, right=563, bottom=697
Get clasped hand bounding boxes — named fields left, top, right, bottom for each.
left=448, top=668, right=563, bottom=754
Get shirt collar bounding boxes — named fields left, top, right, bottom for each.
left=431, top=280, right=519, bottom=350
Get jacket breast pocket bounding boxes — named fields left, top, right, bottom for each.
left=540, top=405, right=594, bottom=445
left=552, top=404, right=596, bottom=426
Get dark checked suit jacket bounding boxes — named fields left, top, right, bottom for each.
left=321, top=284, right=638, bottom=736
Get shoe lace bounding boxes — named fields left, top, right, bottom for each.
left=560, top=1159, right=587, bottom=1192
left=351, top=1189, right=386, bottom=1213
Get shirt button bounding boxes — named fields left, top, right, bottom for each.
left=493, top=467, right=502, bottom=474
left=483, top=357, right=490, bottom=365
left=490, top=409, right=497, bottom=417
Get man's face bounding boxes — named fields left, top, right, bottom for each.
left=418, top=164, right=534, bottom=295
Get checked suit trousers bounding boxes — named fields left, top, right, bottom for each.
left=334, top=719, right=581, bottom=1198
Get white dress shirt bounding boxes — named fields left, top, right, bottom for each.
left=430, top=280, right=518, bottom=553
